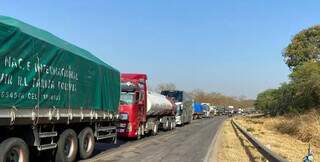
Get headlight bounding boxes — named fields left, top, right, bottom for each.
left=119, top=113, right=128, bottom=120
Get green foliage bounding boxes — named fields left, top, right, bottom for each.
left=283, top=25, right=320, bottom=70
left=255, top=83, right=297, bottom=116
left=255, top=89, right=278, bottom=113
left=255, top=62, right=320, bottom=115
left=257, top=25, right=320, bottom=115
left=290, top=61, right=320, bottom=108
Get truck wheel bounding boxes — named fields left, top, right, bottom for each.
left=168, top=121, right=172, bottom=130
left=152, top=124, right=158, bottom=136
left=171, top=122, right=175, bottom=130
left=78, top=127, right=95, bottom=159
left=0, top=137, right=29, bottom=162
left=165, top=121, right=169, bottom=130
left=55, top=129, right=78, bottom=162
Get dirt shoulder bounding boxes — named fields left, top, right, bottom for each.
left=217, top=119, right=264, bottom=162
left=236, top=113, right=320, bottom=162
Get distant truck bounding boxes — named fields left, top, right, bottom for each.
left=210, top=106, right=218, bottom=116
left=118, top=74, right=176, bottom=139
left=161, top=90, right=193, bottom=125
left=0, top=16, right=120, bottom=162
left=192, top=103, right=204, bottom=119
left=201, top=103, right=212, bottom=118
left=201, top=103, right=216, bottom=118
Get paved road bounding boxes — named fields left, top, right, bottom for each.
left=81, top=116, right=225, bottom=162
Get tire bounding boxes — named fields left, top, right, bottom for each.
left=0, top=137, right=29, bottom=162
left=168, top=122, right=172, bottom=130
left=164, top=120, right=169, bottom=130
left=55, top=129, right=78, bottom=162
left=151, top=123, right=158, bottom=136
left=78, top=127, right=95, bottom=160
left=171, top=121, right=175, bottom=130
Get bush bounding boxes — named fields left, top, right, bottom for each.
left=255, top=62, right=320, bottom=115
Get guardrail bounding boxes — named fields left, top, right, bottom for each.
left=231, top=119, right=288, bottom=162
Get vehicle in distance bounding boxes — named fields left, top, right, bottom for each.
left=201, top=103, right=212, bottom=118
left=161, top=90, right=192, bottom=125
left=0, top=16, right=120, bottom=162
left=118, top=74, right=176, bottom=139
left=192, top=102, right=204, bottom=119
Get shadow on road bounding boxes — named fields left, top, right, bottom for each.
left=93, top=139, right=129, bottom=156
left=30, top=139, right=130, bottom=162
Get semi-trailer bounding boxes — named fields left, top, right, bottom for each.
left=161, top=90, right=192, bottom=125
left=118, top=74, right=176, bottom=139
left=192, top=102, right=204, bottom=119
left=0, top=16, right=120, bottom=162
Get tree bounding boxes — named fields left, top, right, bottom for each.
left=290, top=61, right=320, bottom=108
left=255, top=25, right=320, bottom=115
left=189, top=89, right=254, bottom=108
left=156, top=83, right=176, bottom=92
left=283, top=25, right=320, bottom=70
left=255, top=83, right=297, bottom=116
left=255, top=89, right=278, bottom=114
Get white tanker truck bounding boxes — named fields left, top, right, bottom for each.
left=146, top=91, right=176, bottom=131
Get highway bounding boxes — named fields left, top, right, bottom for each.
left=82, top=117, right=225, bottom=162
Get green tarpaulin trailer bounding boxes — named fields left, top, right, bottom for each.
left=0, top=16, right=120, bottom=125
left=0, top=16, right=120, bottom=162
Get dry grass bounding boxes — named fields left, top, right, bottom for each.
left=236, top=110, right=320, bottom=162
left=217, top=119, right=265, bottom=162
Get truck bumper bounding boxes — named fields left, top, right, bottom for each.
left=117, top=129, right=137, bottom=138
left=175, top=116, right=182, bottom=125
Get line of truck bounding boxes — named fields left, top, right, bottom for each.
left=0, top=16, right=212, bottom=162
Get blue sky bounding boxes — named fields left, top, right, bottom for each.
left=0, top=1, right=319, bottom=99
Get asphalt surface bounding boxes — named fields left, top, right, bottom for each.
left=81, top=116, right=226, bottom=162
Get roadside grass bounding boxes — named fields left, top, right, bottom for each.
left=236, top=110, right=320, bottom=162
left=217, top=119, right=265, bottom=162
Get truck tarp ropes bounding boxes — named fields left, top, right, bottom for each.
left=0, top=16, right=120, bottom=125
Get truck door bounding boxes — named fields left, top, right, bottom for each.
left=138, top=90, right=146, bottom=123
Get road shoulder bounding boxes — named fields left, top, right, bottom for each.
left=203, top=118, right=224, bottom=162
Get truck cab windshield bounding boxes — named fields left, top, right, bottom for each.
left=120, top=92, right=135, bottom=105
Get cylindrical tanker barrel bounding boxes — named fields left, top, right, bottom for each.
left=147, top=91, right=175, bottom=116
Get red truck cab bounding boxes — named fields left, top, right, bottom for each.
left=117, top=74, right=147, bottom=138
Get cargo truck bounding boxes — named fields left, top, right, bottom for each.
left=0, top=16, right=120, bottom=162
left=118, top=74, right=176, bottom=139
left=161, top=90, right=192, bottom=125
left=192, top=103, right=204, bottom=119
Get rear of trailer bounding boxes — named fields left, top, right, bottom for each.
left=0, top=16, right=120, bottom=162
left=161, top=90, right=193, bottom=125
left=192, top=102, right=204, bottom=119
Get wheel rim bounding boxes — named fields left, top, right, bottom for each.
left=83, top=134, right=93, bottom=152
left=64, top=136, right=75, bottom=158
left=5, top=146, right=24, bottom=162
